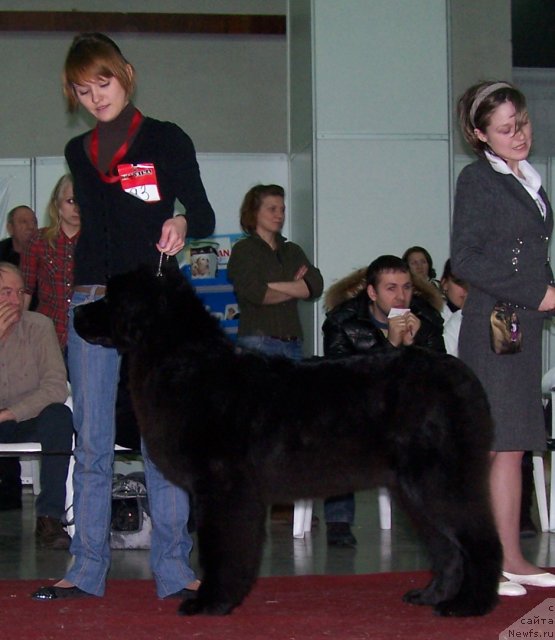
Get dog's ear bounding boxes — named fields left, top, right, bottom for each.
left=102, top=265, right=207, bottom=351
left=95, top=270, right=156, bottom=350
left=74, top=298, right=114, bottom=347
left=113, top=312, right=148, bottom=349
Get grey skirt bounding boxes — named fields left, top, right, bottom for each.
left=458, top=310, right=546, bottom=451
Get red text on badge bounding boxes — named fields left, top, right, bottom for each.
left=117, top=163, right=161, bottom=202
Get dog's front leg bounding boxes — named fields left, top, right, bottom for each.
left=178, top=480, right=267, bottom=616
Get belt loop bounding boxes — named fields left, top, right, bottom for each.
left=89, top=285, right=106, bottom=302
left=86, top=286, right=96, bottom=303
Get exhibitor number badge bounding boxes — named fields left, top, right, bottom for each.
left=117, top=163, right=161, bottom=202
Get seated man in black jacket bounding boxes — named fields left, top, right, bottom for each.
left=322, top=255, right=445, bottom=546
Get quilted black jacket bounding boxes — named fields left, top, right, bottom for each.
left=322, top=290, right=445, bottom=357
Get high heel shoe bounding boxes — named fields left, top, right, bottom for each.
left=502, top=571, right=555, bottom=588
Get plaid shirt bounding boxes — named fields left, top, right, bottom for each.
left=20, top=229, right=80, bottom=348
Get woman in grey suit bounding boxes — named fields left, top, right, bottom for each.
left=452, top=81, right=555, bottom=597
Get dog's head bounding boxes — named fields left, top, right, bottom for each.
left=74, top=265, right=223, bottom=352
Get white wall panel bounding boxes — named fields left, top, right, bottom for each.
left=0, top=154, right=289, bottom=240
left=314, top=0, right=448, bottom=136
left=0, top=159, right=32, bottom=237
left=316, top=139, right=450, bottom=293
left=307, top=1, right=451, bottom=353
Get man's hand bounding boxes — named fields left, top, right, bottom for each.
left=0, top=300, right=20, bottom=340
left=387, top=311, right=421, bottom=346
left=402, top=312, right=421, bottom=346
left=0, top=408, right=16, bottom=423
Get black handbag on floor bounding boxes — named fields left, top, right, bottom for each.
left=111, top=472, right=152, bottom=549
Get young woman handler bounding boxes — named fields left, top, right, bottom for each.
left=33, top=33, right=215, bottom=601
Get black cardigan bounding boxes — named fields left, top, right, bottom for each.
left=66, top=117, right=215, bottom=285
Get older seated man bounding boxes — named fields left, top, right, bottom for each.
left=0, top=205, right=38, bottom=265
left=0, top=262, right=73, bottom=548
left=0, top=205, right=38, bottom=508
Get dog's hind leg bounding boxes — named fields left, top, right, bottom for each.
left=398, top=491, right=465, bottom=607
left=397, top=477, right=501, bottom=617
left=178, top=478, right=267, bottom=616
left=431, top=502, right=501, bottom=617
left=389, top=377, right=501, bottom=617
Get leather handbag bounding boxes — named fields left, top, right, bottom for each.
left=490, top=302, right=522, bottom=355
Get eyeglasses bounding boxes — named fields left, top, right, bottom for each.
left=0, top=287, right=25, bottom=299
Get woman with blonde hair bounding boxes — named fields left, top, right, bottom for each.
left=21, top=173, right=80, bottom=352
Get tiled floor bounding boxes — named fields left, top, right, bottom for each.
left=1, top=487, right=554, bottom=583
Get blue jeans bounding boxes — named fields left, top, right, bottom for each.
left=237, top=335, right=303, bottom=361
left=65, top=288, right=196, bottom=597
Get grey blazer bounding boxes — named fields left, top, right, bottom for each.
left=451, top=157, right=554, bottom=317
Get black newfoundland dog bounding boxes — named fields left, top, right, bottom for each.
left=74, top=265, right=501, bottom=618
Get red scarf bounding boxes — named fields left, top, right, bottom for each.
left=90, top=108, right=143, bottom=184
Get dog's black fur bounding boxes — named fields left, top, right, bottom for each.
left=74, top=265, right=501, bottom=618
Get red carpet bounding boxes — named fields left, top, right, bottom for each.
left=2, top=572, right=554, bottom=640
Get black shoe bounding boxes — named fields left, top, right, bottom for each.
left=31, top=585, right=92, bottom=601
left=326, top=522, right=357, bottom=547
left=35, top=516, right=71, bottom=550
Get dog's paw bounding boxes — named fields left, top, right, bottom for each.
left=433, top=593, right=498, bottom=618
left=177, top=597, right=234, bottom=616
left=402, top=587, right=440, bottom=606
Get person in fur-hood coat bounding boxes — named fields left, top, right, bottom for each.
left=321, top=255, right=445, bottom=548
left=322, top=256, right=446, bottom=358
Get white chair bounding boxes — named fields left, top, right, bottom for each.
left=0, top=441, right=75, bottom=533
left=1, top=384, right=74, bottom=496
left=20, top=456, right=41, bottom=494
left=0, top=384, right=136, bottom=538
left=292, top=441, right=551, bottom=537
left=0, top=385, right=74, bottom=509
left=0, top=440, right=135, bottom=539
left=541, top=368, right=555, bottom=531
left=532, top=454, right=549, bottom=532
left=0, top=442, right=42, bottom=495
left=292, top=488, right=392, bottom=539
left=292, top=361, right=555, bottom=539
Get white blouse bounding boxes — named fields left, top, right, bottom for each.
left=485, top=150, right=546, bottom=220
